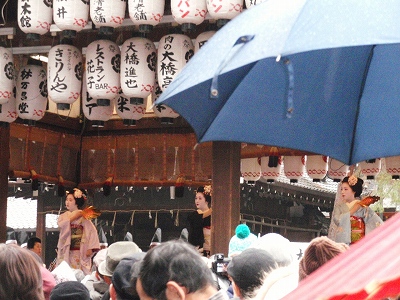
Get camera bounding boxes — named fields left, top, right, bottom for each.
left=211, top=253, right=231, bottom=275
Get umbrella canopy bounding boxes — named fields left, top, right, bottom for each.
left=155, top=0, right=400, bottom=165
left=281, top=212, right=400, bottom=300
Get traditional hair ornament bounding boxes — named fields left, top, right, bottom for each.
left=73, top=188, right=87, bottom=200
left=348, top=175, right=358, bottom=186
left=203, top=185, right=212, bottom=197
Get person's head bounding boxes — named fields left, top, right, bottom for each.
left=228, top=224, right=258, bottom=257
left=0, top=244, right=44, bottom=300
left=50, top=281, right=90, bottom=300
left=110, top=252, right=146, bottom=300
left=227, top=248, right=277, bottom=300
left=299, top=236, right=348, bottom=281
left=137, top=240, right=216, bottom=300
left=27, top=236, right=42, bottom=256
left=65, top=188, right=87, bottom=210
left=341, top=175, right=364, bottom=200
left=195, top=185, right=212, bottom=211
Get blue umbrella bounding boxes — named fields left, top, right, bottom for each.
left=155, top=0, right=400, bottom=165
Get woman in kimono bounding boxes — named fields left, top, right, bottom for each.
left=56, top=188, right=100, bottom=275
left=328, top=175, right=382, bottom=245
left=187, top=185, right=212, bottom=257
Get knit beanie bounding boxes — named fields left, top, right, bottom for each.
left=50, top=281, right=90, bottom=300
left=299, top=236, right=348, bottom=281
left=228, top=224, right=258, bottom=257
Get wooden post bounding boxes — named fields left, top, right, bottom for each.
left=36, top=194, right=46, bottom=262
left=0, top=125, right=10, bottom=243
left=211, top=141, right=241, bottom=256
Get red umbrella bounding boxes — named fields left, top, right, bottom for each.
left=282, top=212, right=400, bottom=300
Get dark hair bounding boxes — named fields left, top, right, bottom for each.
left=67, top=189, right=87, bottom=209
left=342, top=176, right=364, bottom=197
left=196, top=186, right=212, bottom=206
left=138, top=240, right=214, bottom=299
left=27, top=237, right=41, bottom=250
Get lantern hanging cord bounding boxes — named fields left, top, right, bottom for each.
left=0, top=0, right=10, bottom=26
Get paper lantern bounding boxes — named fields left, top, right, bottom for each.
left=385, top=156, right=400, bottom=179
left=86, top=39, right=121, bottom=106
left=120, top=37, right=156, bottom=103
left=0, top=85, right=18, bottom=126
left=359, top=159, right=381, bottom=180
left=90, top=0, right=126, bottom=34
left=284, top=156, right=305, bottom=183
left=53, top=0, right=90, bottom=38
left=245, top=0, right=268, bottom=9
left=171, top=0, right=208, bottom=32
left=16, top=60, right=48, bottom=125
left=17, top=0, right=53, bottom=40
left=152, top=79, right=179, bottom=124
left=306, top=155, right=328, bottom=182
left=115, top=91, right=147, bottom=126
left=0, top=47, right=14, bottom=105
left=206, top=0, right=243, bottom=27
left=195, top=30, right=216, bottom=53
left=157, top=34, right=194, bottom=92
left=47, top=43, right=83, bottom=110
left=328, top=158, right=349, bottom=182
left=260, top=156, right=282, bottom=182
left=241, top=157, right=261, bottom=184
left=82, top=73, right=114, bottom=127
left=128, top=0, right=165, bottom=33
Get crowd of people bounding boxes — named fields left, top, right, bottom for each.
left=0, top=175, right=386, bottom=299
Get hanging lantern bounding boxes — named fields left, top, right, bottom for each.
left=86, top=39, right=121, bottom=106
left=241, top=157, right=261, bottom=184
left=306, top=155, right=328, bottom=182
left=359, top=159, right=381, bottom=180
left=0, top=47, right=14, bottom=107
left=47, top=43, right=83, bottom=110
left=195, top=30, right=216, bottom=53
left=17, top=0, right=53, bottom=40
left=90, top=0, right=126, bottom=35
left=328, top=158, right=349, bottom=182
left=157, top=33, right=194, bottom=92
left=171, top=0, right=208, bottom=33
left=385, top=156, right=400, bottom=179
left=16, top=60, right=47, bottom=126
left=115, top=91, right=147, bottom=126
left=206, top=0, right=243, bottom=27
left=0, top=85, right=18, bottom=126
left=128, top=0, right=165, bottom=33
left=82, top=73, right=114, bottom=127
left=284, top=156, right=305, bottom=183
left=120, top=36, right=156, bottom=103
left=260, top=156, right=282, bottom=182
left=152, top=79, right=179, bottom=124
left=245, top=0, right=268, bottom=9
left=53, top=0, right=90, bottom=38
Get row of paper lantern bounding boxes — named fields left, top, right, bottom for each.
left=241, top=156, right=400, bottom=183
left=17, top=0, right=268, bottom=39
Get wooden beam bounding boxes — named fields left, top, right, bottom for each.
left=0, top=124, right=10, bottom=243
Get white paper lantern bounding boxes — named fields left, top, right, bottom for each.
left=16, top=61, right=48, bottom=125
left=328, top=158, right=349, bottom=182
left=53, top=0, right=90, bottom=38
left=17, top=0, right=53, bottom=39
left=115, top=91, right=147, bottom=126
left=86, top=39, right=121, bottom=106
left=120, top=37, right=156, bottom=102
left=284, top=156, right=305, bottom=183
left=385, top=156, right=400, bottom=179
left=47, top=43, right=83, bottom=110
left=306, top=155, right=328, bottom=182
left=0, top=85, right=18, bottom=125
left=241, top=157, right=261, bottom=184
left=82, top=73, right=114, bottom=127
left=206, top=0, right=243, bottom=27
left=260, top=156, right=282, bottom=182
left=157, top=34, right=194, bottom=92
left=0, top=47, right=14, bottom=105
left=245, top=0, right=268, bottom=9
left=171, top=0, right=208, bottom=32
left=152, top=79, right=179, bottom=124
left=90, top=0, right=126, bottom=34
left=195, top=31, right=216, bottom=53
left=128, top=0, right=165, bottom=33
left=359, top=159, right=381, bottom=180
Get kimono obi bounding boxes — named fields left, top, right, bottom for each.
left=70, top=223, right=84, bottom=250
left=350, top=216, right=365, bottom=244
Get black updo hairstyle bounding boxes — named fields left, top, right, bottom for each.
left=67, top=188, right=87, bottom=209
left=342, top=176, right=364, bottom=198
left=196, top=186, right=212, bottom=206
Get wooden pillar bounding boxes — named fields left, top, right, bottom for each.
left=36, top=195, right=46, bottom=261
left=0, top=125, right=10, bottom=243
left=211, top=141, right=241, bottom=256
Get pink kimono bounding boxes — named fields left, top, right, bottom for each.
left=56, top=211, right=100, bottom=275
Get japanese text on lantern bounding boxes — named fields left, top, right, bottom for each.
left=51, top=48, right=67, bottom=93
left=18, top=68, right=33, bottom=114
left=92, top=0, right=106, bottom=23
left=19, top=0, right=32, bottom=28
left=87, top=44, right=106, bottom=89
left=159, top=36, right=177, bottom=90
left=124, top=42, right=139, bottom=89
